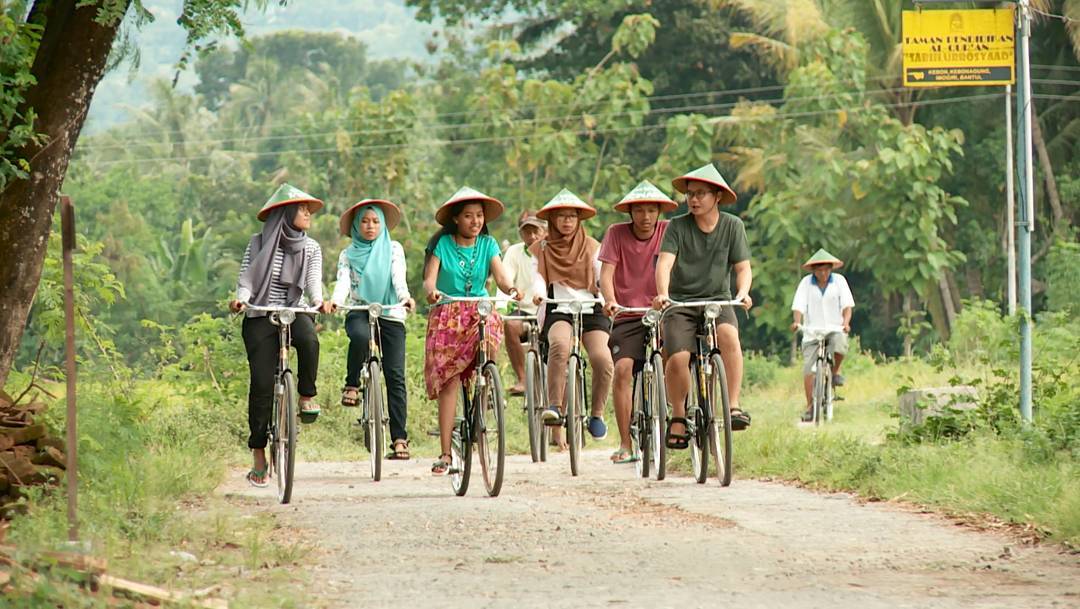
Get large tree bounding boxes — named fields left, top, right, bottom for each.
left=0, top=0, right=275, bottom=388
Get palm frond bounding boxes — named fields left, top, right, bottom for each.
left=729, top=32, right=798, bottom=75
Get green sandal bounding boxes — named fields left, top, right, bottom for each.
left=246, top=468, right=269, bottom=488
left=610, top=448, right=639, bottom=464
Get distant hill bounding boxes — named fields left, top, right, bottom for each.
left=86, top=0, right=437, bottom=131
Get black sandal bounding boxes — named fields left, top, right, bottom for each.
left=431, top=453, right=452, bottom=475
left=731, top=408, right=752, bottom=431
left=388, top=439, right=410, bottom=460
left=665, top=417, right=691, bottom=450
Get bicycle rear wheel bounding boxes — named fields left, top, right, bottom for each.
left=631, top=372, right=650, bottom=478
left=450, top=386, right=472, bottom=496
left=566, top=355, right=582, bottom=477
left=477, top=362, right=506, bottom=497
left=707, top=353, right=733, bottom=486
left=650, top=353, right=668, bottom=481
left=539, top=359, right=550, bottom=462
left=525, top=350, right=542, bottom=463
left=813, top=355, right=828, bottom=426
left=688, top=360, right=708, bottom=484
left=275, top=371, right=298, bottom=504
left=367, top=361, right=385, bottom=481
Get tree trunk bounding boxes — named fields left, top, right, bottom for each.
left=1031, top=106, right=1066, bottom=233
left=902, top=292, right=913, bottom=358
left=0, top=1, right=128, bottom=389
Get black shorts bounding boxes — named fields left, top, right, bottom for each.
left=541, top=305, right=612, bottom=338
left=608, top=318, right=649, bottom=363
left=661, top=305, right=737, bottom=356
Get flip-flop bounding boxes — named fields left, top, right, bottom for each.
left=610, top=449, right=638, bottom=464
left=431, top=454, right=452, bottom=476
left=246, top=468, right=269, bottom=488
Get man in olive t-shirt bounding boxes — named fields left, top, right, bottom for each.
left=654, top=164, right=753, bottom=447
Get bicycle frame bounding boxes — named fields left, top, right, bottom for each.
left=337, top=302, right=409, bottom=381
left=800, top=324, right=844, bottom=424
left=543, top=297, right=602, bottom=476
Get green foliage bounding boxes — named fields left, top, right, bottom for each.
left=1044, top=239, right=1080, bottom=314
left=0, top=9, right=40, bottom=187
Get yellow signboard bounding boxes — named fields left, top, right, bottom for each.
left=902, top=8, right=1015, bottom=87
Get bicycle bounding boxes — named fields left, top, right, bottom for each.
left=798, top=324, right=845, bottom=425
left=239, top=303, right=319, bottom=504
left=504, top=312, right=549, bottom=463
left=337, top=301, right=408, bottom=481
left=542, top=297, right=603, bottom=477
left=435, top=296, right=508, bottom=497
left=656, top=299, right=742, bottom=486
left=611, top=306, right=667, bottom=480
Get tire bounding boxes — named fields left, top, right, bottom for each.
left=450, top=387, right=472, bottom=497
left=707, top=354, right=733, bottom=486
left=650, top=353, right=668, bottom=481
left=631, top=373, right=650, bottom=478
left=477, top=362, right=506, bottom=497
left=825, top=356, right=834, bottom=422
left=688, top=360, right=708, bottom=484
left=813, top=354, right=827, bottom=426
left=539, top=360, right=549, bottom=463
left=367, top=361, right=385, bottom=482
left=276, top=371, right=298, bottom=504
left=525, top=351, right=542, bottom=463
left=566, top=355, right=582, bottom=477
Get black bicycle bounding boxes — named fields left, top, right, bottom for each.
left=240, top=304, right=318, bottom=503
left=437, top=296, right=507, bottom=497
left=656, top=299, right=741, bottom=486
left=799, top=324, right=844, bottom=425
left=510, top=313, right=549, bottom=463
left=543, top=297, right=602, bottom=477
left=337, top=301, right=408, bottom=481
left=612, top=306, right=667, bottom=480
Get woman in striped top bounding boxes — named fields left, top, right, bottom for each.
left=229, top=183, right=333, bottom=488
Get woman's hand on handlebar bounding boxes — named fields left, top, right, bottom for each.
left=508, top=288, right=523, bottom=302
left=427, top=289, right=443, bottom=305
left=319, top=301, right=335, bottom=315
left=532, top=295, right=544, bottom=307
left=229, top=300, right=246, bottom=313
left=404, top=297, right=417, bottom=313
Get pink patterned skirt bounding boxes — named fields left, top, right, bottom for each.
left=424, top=301, right=504, bottom=399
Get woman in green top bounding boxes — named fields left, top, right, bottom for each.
left=423, top=187, right=521, bottom=475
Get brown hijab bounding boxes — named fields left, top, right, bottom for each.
left=529, top=217, right=599, bottom=293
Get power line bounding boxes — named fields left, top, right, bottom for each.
left=85, top=92, right=1002, bottom=168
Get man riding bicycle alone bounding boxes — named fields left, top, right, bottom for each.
left=790, top=248, right=853, bottom=423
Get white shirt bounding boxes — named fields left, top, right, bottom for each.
left=331, top=241, right=411, bottom=324
left=495, top=242, right=540, bottom=314
left=791, top=273, right=854, bottom=343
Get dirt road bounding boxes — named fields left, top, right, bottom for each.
left=219, top=450, right=1079, bottom=608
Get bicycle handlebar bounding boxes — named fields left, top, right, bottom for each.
left=662, top=298, right=744, bottom=309
left=336, top=301, right=409, bottom=313
left=434, top=296, right=504, bottom=304
left=798, top=324, right=846, bottom=334
left=242, top=304, right=320, bottom=314
left=541, top=297, right=604, bottom=306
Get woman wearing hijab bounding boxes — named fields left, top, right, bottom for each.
left=530, top=189, right=614, bottom=447
left=229, top=183, right=333, bottom=488
left=423, top=187, right=521, bottom=475
left=332, top=199, right=416, bottom=460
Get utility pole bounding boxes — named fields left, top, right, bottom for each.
left=1006, top=84, right=1016, bottom=316
left=1016, top=1, right=1034, bottom=426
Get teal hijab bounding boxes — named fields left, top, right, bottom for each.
left=346, top=205, right=395, bottom=305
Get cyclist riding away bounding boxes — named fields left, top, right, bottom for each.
left=423, top=187, right=521, bottom=475
left=531, top=189, right=613, bottom=447
left=791, top=248, right=853, bottom=423
left=600, top=180, right=676, bottom=464
left=332, top=199, right=416, bottom=459
left=653, top=164, right=753, bottom=449
left=230, top=183, right=332, bottom=487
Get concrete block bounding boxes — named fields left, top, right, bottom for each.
left=898, top=386, right=979, bottom=425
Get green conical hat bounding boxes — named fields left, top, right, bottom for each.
left=536, top=188, right=596, bottom=220
left=801, top=248, right=844, bottom=270
left=613, top=180, right=678, bottom=213
left=257, top=183, right=323, bottom=221
left=435, top=186, right=505, bottom=225
left=671, top=163, right=737, bottom=205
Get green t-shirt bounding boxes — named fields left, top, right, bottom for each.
left=659, top=212, right=750, bottom=301
left=431, top=233, right=500, bottom=297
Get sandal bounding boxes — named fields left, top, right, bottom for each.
left=388, top=439, right=410, bottom=460
left=431, top=453, right=452, bottom=476
left=730, top=408, right=752, bottom=431
left=665, top=416, right=691, bottom=450
left=341, top=386, right=359, bottom=407
left=299, top=397, right=321, bottom=416
left=246, top=468, right=269, bottom=488
left=610, top=448, right=638, bottom=464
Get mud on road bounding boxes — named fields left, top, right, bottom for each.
left=218, top=450, right=1079, bottom=609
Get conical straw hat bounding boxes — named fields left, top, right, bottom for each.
left=339, top=199, right=403, bottom=236
left=671, top=164, right=737, bottom=205
left=801, top=248, right=844, bottom=270
left=435, top=186, right=505, bottom=226
left=257, top=183, right=324, bottom=221
left=613, top=180, right=678, bottom=213
left=536, top=188, right=597, bottom=220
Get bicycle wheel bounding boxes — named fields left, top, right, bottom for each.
left=707, top=353, right=733, bottom=486
left=650, top=352, right=668, bottom=481
left=539, top=359, right=550, bottom=462
left=813, top=354, right=828, bottom=426
left=688, top=360, right=708, bottom=484
left=631, top=372, right=650, bottom=478
left=525, top=350, right=542, bottom=463
left=275, top=371, right=298, bottom=504
left=476, top=362, right=506, bottom=497
left=367, top=361, right=385, bottom=481
left=824, top=355, right=834, bottom=422
left=566, top=355, right=582, bottom=477
left=450, top=387, right=472, bottom=496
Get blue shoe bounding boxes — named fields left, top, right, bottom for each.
left=542, top=406, right=562, bottom=425
left=587, top=416, right=607, bottom=440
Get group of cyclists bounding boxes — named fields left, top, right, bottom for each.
left=229, top=163, right=854, bottom=488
